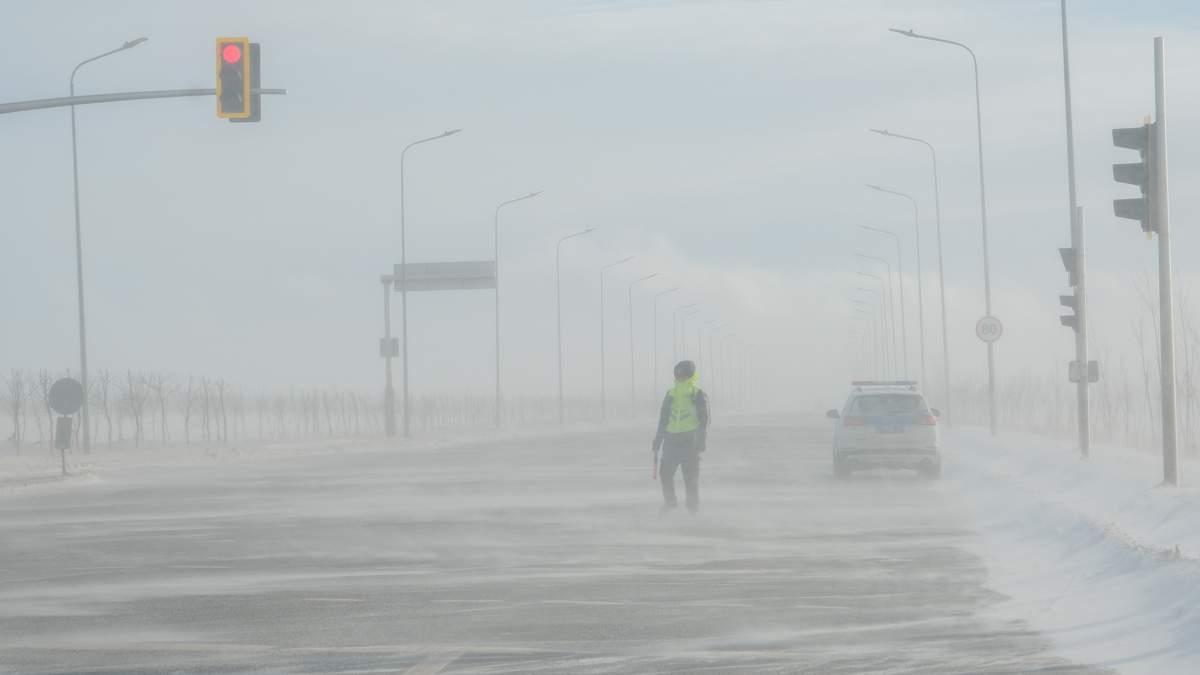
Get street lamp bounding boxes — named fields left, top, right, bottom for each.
left=869, top=128, right=952, bottom=424
left=628, top=273, right=659, bottom=417
left=867, top=186, right=925, bottom=388
left=853, top=301, right=881, bottom=378
left=680, top=308, right=702, bottom=360
left=70, top=36, right=149, bottom=453
left=381, top=274, right=397, bottom=436
left=399, top=128, right=461, bottom=439
left=857, top=257, right=901, bottom=377
left=857, top=283, right=893, bottom=378
left=672, top=304, right=697, bottom=363
left=599, top=256, right=635, bottom=422
left=494, top=190, right=542, bottom=428
left=705, top=322, right=732, bottom=399
left=890, top=27, right=997, bottom=434
left=652, top=288, right=680, bottom=401
left=556, top=227, right=595, bottom=424
left=859, top=228, right=909, bottom=377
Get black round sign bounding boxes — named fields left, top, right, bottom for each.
left=48, top=378, right=84, bottom=416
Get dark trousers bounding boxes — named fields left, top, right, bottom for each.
left=660, top=431, right=700, bottom=511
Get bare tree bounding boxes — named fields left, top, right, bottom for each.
left=180, top=376, right=197, bottom=446
left=5, top=370, right=26, bottom=453
left=35, top=369, right=53, bottom=447
left=215, top=379, right=229, bottom=444
left=123, top=371, right=149, bottom=448
left=147, top=372, right=174, bottom=444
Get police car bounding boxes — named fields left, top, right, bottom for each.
left=826, top=381, right=941, bottom=479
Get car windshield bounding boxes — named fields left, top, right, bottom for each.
left=852, top=394, right=925, bottom=415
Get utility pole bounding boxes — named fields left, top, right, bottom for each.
left=381, top=275, right=396, bottom=437
left=1110, top=38, right=1176, bottom=484
left=1155, top=38, right=1178, bottom=485
left=1059, top=0, right=1089, bottom=459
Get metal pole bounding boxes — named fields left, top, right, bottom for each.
left=556, top=228, right=594, bottom=425
left=382, top=275, right=396, bottom=437
left=399, top=129, right=461, bottom=439
left=890, top=28, right=996, bottom=434
left=1154, top=37, right=1178, bottom=485
left=652, top=288, right=680, bottom=400
left=858, top=285, right=890, bottom=378
left=70, top=38, right=148, bottom=454
left=858, top=267, right=897, bottom=378
left=870, top=130, right=952, bottom=424
left=600, top=257, right=634, bottom=422
left=1, top=87, right=286, bottom=115
left=1074, top=208, right=1090, bottom=458
left=866, top=189, right=924, bottom=386
left=493, top=191, right=541, bottom=429
left=628, top=273, right=658, bottom=417
left=860, top=233, right=908, bottom=378
left=1060, top=0, right=1088, bottom=459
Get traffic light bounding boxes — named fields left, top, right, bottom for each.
left=216, top=37, right=251, bottom=119
left=1058, top=246, right=1077, bottom=287
left=1060, top=292, right=1079, bottom=332
left=1112, top=122, right=1156, bottom=233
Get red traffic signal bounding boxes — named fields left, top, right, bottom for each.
left=216, top=37, right=250, bottom=119
left=222, top=43, right=242, bottom=64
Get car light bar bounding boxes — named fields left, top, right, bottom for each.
left=850, top=380, right=919, bottom=387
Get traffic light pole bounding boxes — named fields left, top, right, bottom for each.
left=1154, top=37, right=1179, bottom=485
left=381, top=275, right=396, bottom=437
left=0, top=88, right=286, bottom=115
left=1060, top=0, right=1090, bottom=459
left=1072, top=207, right=1090, bottom=459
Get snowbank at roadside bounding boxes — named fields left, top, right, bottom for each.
left=949, top=428, right=1200, bottom=673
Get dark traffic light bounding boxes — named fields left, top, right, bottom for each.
left=1060, top=293, right=1079, bottom=332
left=1112, top=122, right=1156, bottom=233
left=1058, top=246, right=1077, bottom=287
left=217, top=37, right=251, bottom=119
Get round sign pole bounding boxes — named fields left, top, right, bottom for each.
left=48, top=378, right=84, bottom=476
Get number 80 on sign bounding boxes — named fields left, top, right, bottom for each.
left=975, top=316, right=1004, bottom=343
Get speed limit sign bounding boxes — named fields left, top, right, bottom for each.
left=976, top=316, right=1004, bottom=343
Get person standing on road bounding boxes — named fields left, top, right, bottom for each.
left=652, top=360, right=710, bottom=513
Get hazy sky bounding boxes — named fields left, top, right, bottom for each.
left=4, top=0, right=1200, bottom=408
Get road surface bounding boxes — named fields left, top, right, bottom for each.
left=0, top=415, right=1106, bottom=673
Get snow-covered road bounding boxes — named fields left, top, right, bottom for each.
left=1, top=416, right=1107, bottom=673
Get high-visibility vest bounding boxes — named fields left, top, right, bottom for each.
left=666, top=377, right=701, bottom=434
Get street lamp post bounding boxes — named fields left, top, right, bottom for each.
left=381, top=274, right=396, bottom=436
left=672, top=304, right=697, bottom=363
left=853, top=302, right=879, bottom=378
left=652, top=288, right=680, bottom=401
left=857, top=261, right=902, bottom=378
left=494, top=191, right=542, bottom=428
left=556, top=227, right=595, bottom=424
left=599, top=256, right=635, bottom=422
left=870, top=128, right=952, bottom=424
left=859, top=229, right=909, bottom=377
left=706, top=322, right=731, bottom=398
left=680, top=309, right=702, bottom=360
left=70, top=36, right=148, bottom=453
left=628, top=273, right=659, bottom=417
left=867, top=187, right=925, bottom=387
left=857, top=284, right=892, bottom=378
left=890, top=27, right=996, bottom=434
left=399, top=128, right=461, bottom=439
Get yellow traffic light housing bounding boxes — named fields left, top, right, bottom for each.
left=216, top=37, right=251, bottom=119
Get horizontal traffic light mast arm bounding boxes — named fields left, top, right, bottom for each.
left=0, top=87, right=286, bottom=116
